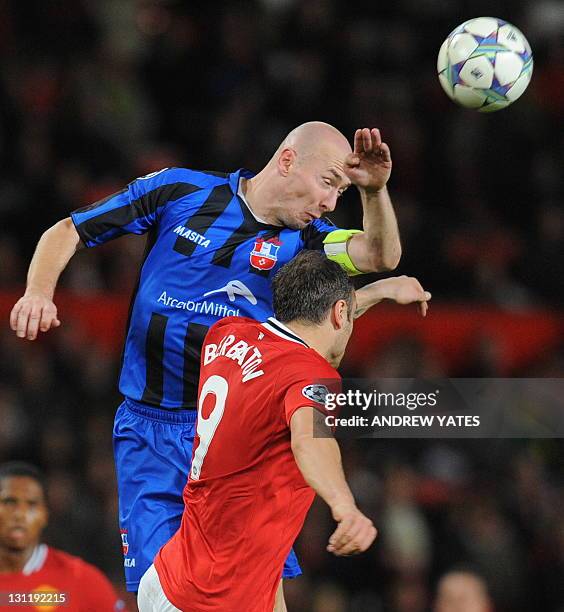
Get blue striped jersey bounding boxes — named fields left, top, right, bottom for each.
left=71, top=167, right=346, bottom=409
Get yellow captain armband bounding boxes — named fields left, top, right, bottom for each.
left=323, top=229, right=364, bottom=276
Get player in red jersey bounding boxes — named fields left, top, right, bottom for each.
left=0, top=462, right=127, bottom=612
left=138, top=251, right=431, bottom=611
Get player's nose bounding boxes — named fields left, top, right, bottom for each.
left=10, top=505, right=26, bottom=520
left=321, top=194, right=338, bottom=213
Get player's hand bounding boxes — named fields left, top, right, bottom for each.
left=386, top=275, right=432, bottom=317
left=344, top=128, right=392, bottom=193
left=327, top=503, right=377, bottom=556
left=10, top=290, right=61, bottom=340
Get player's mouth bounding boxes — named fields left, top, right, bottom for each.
left=7, top=525, right=27, bottom=537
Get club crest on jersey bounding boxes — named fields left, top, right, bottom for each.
left=120, top=529, right=129, bottom=556
left=250, top=237, right=281, bottom=270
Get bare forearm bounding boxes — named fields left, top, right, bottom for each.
left=349, top=187, right=401, bottom=272
left=26, top=218, right=81, bottom=297
left=11, top=217, right=82, bottom=340
left=290, top=408, right=377, bottom=556
left=354, top=275, right=432, bottom=319
left=291, top=415, right=355, bottom=511
left=354, top=278, right=396, bottom=318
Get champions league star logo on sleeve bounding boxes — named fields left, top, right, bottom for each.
left=302, top=384, right=330, bottom=405
left=250, top=237, right=281, bottom=270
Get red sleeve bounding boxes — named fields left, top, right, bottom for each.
left=282, top=358, right=341, bottom=426
left=75, top=560, right=127, bottom=611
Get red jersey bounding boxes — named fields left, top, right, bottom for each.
left=155, top=316, right=340, bottom=612
left=0, top=544, right=126, bottom=611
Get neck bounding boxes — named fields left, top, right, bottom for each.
left=241, top=174, right=282, bottom=226
left=0, top=544, right=36, bottom=574
left=283, top=320, right=339, bottom=367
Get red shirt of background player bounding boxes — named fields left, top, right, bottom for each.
left=155, top=316, right=340, bottom=612
left=0, top=544, right=126, bottom=611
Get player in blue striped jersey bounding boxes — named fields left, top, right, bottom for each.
left=71, top=166, right=355, bottom=409
left=10, top=123, right=423, bottom=594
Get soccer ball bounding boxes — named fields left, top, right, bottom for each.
left=437, top=17, right=533, bottom=112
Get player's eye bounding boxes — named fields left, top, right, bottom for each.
left=322, top=178, right=333, bottom=187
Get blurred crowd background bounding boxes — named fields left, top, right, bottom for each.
left=0, top=0, right=562, bottom=610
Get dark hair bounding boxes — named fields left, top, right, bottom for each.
left=272, top=250, right=354, bottom=324
left=0, top=462, right=47, bottom=498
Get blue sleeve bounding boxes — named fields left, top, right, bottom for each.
left=298, top=218, right=342, bottom=251
left=70, top=168, right=202, bottom=247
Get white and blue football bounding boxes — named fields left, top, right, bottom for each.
left=437, top=17, right=533, bottom=112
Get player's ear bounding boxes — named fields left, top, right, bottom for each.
left=38, top=503, right=48, bottom=531
left=278, top=148, right=297, bottom=176
left=331, top=300, right=347, bottom=330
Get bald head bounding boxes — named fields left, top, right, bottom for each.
left=244, top=121, right=353, bottom=230
left=434, top=571, right=492, bottom=612
left=274, top=122, right=352, bottom=162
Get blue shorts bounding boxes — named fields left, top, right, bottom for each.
left=113, top=398, right=302, bottom=592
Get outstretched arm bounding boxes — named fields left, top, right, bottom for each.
left=9, top=218, right=82, bottom=340
left=290, top=407, right=377, bottom=556
left=354, top=275, right=432, bottom=319
left=9, top=168, right=184, bottom=340
left=345, top=128, right=402, bottom=272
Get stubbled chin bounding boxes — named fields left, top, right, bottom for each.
left=287, top=218, right=308, bottom=230
left=275, top=210, right=307, bottom=230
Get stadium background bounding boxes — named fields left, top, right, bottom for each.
left=0, top=0, right=562, bottom=610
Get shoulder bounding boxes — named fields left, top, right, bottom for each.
left=299, top=217, right=339, bottom=248
left=73, top=558, right=113, bottom=583
left=131, top=167, right=231, bottom=190
left=279, top=349, right=340, bottom=417
left=268, top=342, right=339, bottom=386
left=47, top=548, right=104, bottom=580
left=288, top=347, right=338, bottom=377
left=44, top=547, right=79, bottom=570
left=208, top=316, right=257, bottom=337
left=300, top=217, right=338, bottom=237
